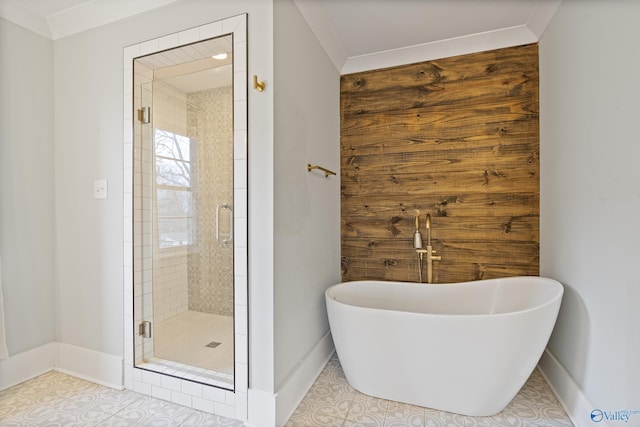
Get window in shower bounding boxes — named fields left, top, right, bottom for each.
left=154, top=129, right=193, bottom=249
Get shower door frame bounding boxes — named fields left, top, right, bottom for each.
left=122, top=14, right=248, bottom=421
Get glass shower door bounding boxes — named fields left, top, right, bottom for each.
left=133, top=35, right=235, bottom=390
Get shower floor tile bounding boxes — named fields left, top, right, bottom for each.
left=154, top=310, right=233, bottom=375
left=137, top=310, right=234, bottom=388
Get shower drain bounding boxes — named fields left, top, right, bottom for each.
left=206, top=341, right=222, bottom=349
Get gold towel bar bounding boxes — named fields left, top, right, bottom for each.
left=307, top=164, right=336, bottom=178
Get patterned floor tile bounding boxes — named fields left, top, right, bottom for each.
left=96, top=414, right=140, bottom=426
left=181, top=410, right=245, bottom=426
left=346, top=393, right=389, bottom=426
left=423, top=409, right=468, bottom=427
left=110, top=394, right=197, bottom=425
left=286, top=413, right=346, bottom=427
left=0, top=356, right=573, bottom=427
left=291, top=394, right=353, bottom=425
left=307, top=377, right=355, bottom=402
left=385, top=401, right=424, bottom=426
left=287, top=358, right=573, bottom=427
left=0, top=371, right=245, bottom=426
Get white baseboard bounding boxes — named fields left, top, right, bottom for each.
left=0, top=342, right=57, bottom=391
left=247, top=332, right=335, bottom=427
left=275, top=331, right=335, bottom=427
left=55, top=342, right=124, bottom=390
left=247, top=388, right=277, bottom=427
left=0, top=341, right=124, bottom=392
left=538, top=348, right=606, bottom=427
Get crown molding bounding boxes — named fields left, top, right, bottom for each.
left=0, top=0, right=51, bottom=38
left=0, top=0, right=182, bottom=40
left=47, top=0, right=182, bottom=40
left=292, top=0, right=346, bottom=73
left=341, top=25, right=537, bottom=75
left=295, top=0, right=562, bottom=75
left=527, top=0, right=562, bottom=39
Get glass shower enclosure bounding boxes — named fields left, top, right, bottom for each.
left=132, top=34, right=236, bottom=390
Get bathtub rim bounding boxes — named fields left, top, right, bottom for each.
left=325, top=276, right=564, bottom=318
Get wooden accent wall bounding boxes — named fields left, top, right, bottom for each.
left=341, top=44, right=539, bottom=283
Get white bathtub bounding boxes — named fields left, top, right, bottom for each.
left=325, top=276, right=563, bottom=416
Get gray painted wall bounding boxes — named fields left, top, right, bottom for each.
left=0, top=18, right=56, bottom=356
left=540, top=0, right=640, bottom=411
left=273, top=0, right=341, bottom=392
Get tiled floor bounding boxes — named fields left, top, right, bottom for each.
left=0, top=355, right=573, bottom=427
left=0, top=371, right=242, bottom=426
left=286, top=355, right=574, bottom=427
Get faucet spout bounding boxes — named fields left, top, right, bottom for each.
left=425, top=213, right=432, bottom=246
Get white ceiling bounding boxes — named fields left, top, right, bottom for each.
left=0, top=0, right=562, bottom=73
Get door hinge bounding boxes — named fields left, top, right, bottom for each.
left=137, top=106, right=150, bottom=124
left=138, top=320, right=152, bottom=338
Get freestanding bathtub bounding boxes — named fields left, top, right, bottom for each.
left=325, top=276, right=563, bottom=416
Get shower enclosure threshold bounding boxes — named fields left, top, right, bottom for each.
left=137, top=358, right=233, bottom=389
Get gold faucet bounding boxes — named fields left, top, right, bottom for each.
left=416, top=213, right=441, bottom=283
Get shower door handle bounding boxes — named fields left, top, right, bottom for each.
left=216, top=203, right=233, bottom=246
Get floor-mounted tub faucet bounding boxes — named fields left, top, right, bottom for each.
left=415, top=213, right=441, bottom=283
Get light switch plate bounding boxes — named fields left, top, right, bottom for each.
left=94, top=180, right=108, bottom=199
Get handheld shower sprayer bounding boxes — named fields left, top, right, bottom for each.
left=413, top=212, right=423, bottom=249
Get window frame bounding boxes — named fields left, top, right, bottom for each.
left=153, top=128, right=194, bottom=250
